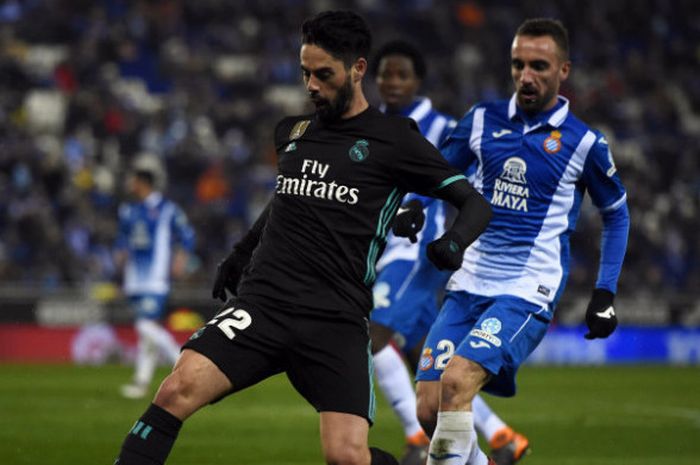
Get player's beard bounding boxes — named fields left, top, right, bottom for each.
left=517, top=84, right=556, bottom=114
left=313, top=76, right=353, bottom=123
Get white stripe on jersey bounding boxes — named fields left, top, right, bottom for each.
left=425, top=116, right=447, bottom=146
left=469, top=108, right=486, bottom=193
left=448, top=128, right=597, bottom=309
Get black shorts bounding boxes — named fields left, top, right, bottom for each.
left=183, top=296, right=376, bottom=424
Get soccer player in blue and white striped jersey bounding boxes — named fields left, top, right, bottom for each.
left=401, top=19, right=630, bottom=465
left=370, top=40, right=528, bottom=465
left=115, top=159, right=195, bottom=399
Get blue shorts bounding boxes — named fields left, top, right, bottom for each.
left=415, top=291, right=550, bottom=397
left=370, top=259, right=450, bottom=351
left=129, top=294, right=168, bottom=320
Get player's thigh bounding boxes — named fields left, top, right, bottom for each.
left=455, top=296, right=550, bottom=397
left=415, top=291, right=482, bottom=382
left=319, top=411, right=370, bottom=465
left=287, top=313, right=376, bottom=424
left=182, top=297, right=288, bottom=394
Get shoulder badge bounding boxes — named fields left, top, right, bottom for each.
left=289, top=120, right=311, bottom=140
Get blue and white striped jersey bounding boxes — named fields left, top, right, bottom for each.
left=115, top=192, right=195, bottom=296
left=442, top=95, right=627, bottom=311
left=377, top=97, right=457, bottom=268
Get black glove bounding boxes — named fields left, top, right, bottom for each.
left=584, top=288, right=617, bottom=339
left=426, top=230, right=466, bottom=271
left=392, top=199, right=425, bottom=243
left=211, top=247, right=253, bottom=302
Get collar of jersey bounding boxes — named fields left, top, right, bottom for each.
left=144, top=192, right=163, bottom=208
left=508, top=94, right=569, bottom=129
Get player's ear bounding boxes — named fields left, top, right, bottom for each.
left=559, top=59, right=571, bottom=82
left=351, top=57, right=367, bottom=82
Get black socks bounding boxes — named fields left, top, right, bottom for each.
left=115, top=404, right=182, bottom=465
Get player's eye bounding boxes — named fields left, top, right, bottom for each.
left=531, top=61, right=550, bottom=71
left=315, top=70, right=332, bottom=81
left=511, top=59, right=524, bottom=70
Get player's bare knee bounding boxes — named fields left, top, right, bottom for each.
left=153, top=372, right=186, bottom=409
left=440, top=359, right=486, bottom=409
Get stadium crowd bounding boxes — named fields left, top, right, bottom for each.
left=0, top=0, right=697, bottom=318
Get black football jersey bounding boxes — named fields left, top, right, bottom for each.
left=238, top=106, right=465, bottom=317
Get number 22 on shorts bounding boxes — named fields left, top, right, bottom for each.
left=207, top=307, right=252, bottom=340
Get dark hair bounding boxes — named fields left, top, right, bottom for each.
left=371, top=40, right=427, bottom=79
left=133, top=169, right=155, bottom=186
left=515, top=18, right=569, bottom=60
left=301, top=10, right=372, bottom=67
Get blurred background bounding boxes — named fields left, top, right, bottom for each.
left=0, top=0, right=698, bottom=365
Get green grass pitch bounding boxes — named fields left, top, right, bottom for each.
left=0, top=364, right=698, bottom=464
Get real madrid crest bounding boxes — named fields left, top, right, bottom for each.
left=289, top=120, right=311, bottom=140
left=349, top=139, right=370, bottom=162
left=543, top=130, right=562, bottom=154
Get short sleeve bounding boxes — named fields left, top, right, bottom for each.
left=439, top=106, right=479, bottom=172
left=582, top=131, right=627, bottom=211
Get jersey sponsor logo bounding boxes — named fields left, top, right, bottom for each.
left=543, top=130, right=563, bottom=154
left=348, top=139, right=370, bottom=162
left=492, top=128, right=513, bottom=138
left=537, top=284, right=551, bottom=297
left=289, top=120, right=311, bottom=140
left=492, top=157, right=529, bottom=212
left=418, top=347, right=434, bottom=371
left=276, top=158, right=360, bottom=205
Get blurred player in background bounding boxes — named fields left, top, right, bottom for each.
left=371, top=40, right=528, bottom=465
left=393, top=18, right=630, bottom=465
left=114, top=10, right=492, bottom=465
left=114, top=156, right=195, bottom=399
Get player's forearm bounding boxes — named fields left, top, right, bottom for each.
left=235, top=202, right=271, bottom=254
left=595, top=202, right=630, bottom=293
left=436, top=180, right=492, bottom=248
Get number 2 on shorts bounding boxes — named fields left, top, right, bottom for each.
left=207, top=307, right=252, bottom=340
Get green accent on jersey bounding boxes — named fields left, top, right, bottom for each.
left=363, top=188, right=404, bottom=285
left=366, top=340, right=376, bottom=423
left=435, top=174, right=467, bottom=191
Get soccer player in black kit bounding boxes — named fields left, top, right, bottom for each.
left=115, top=10, right=492, bottom=465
